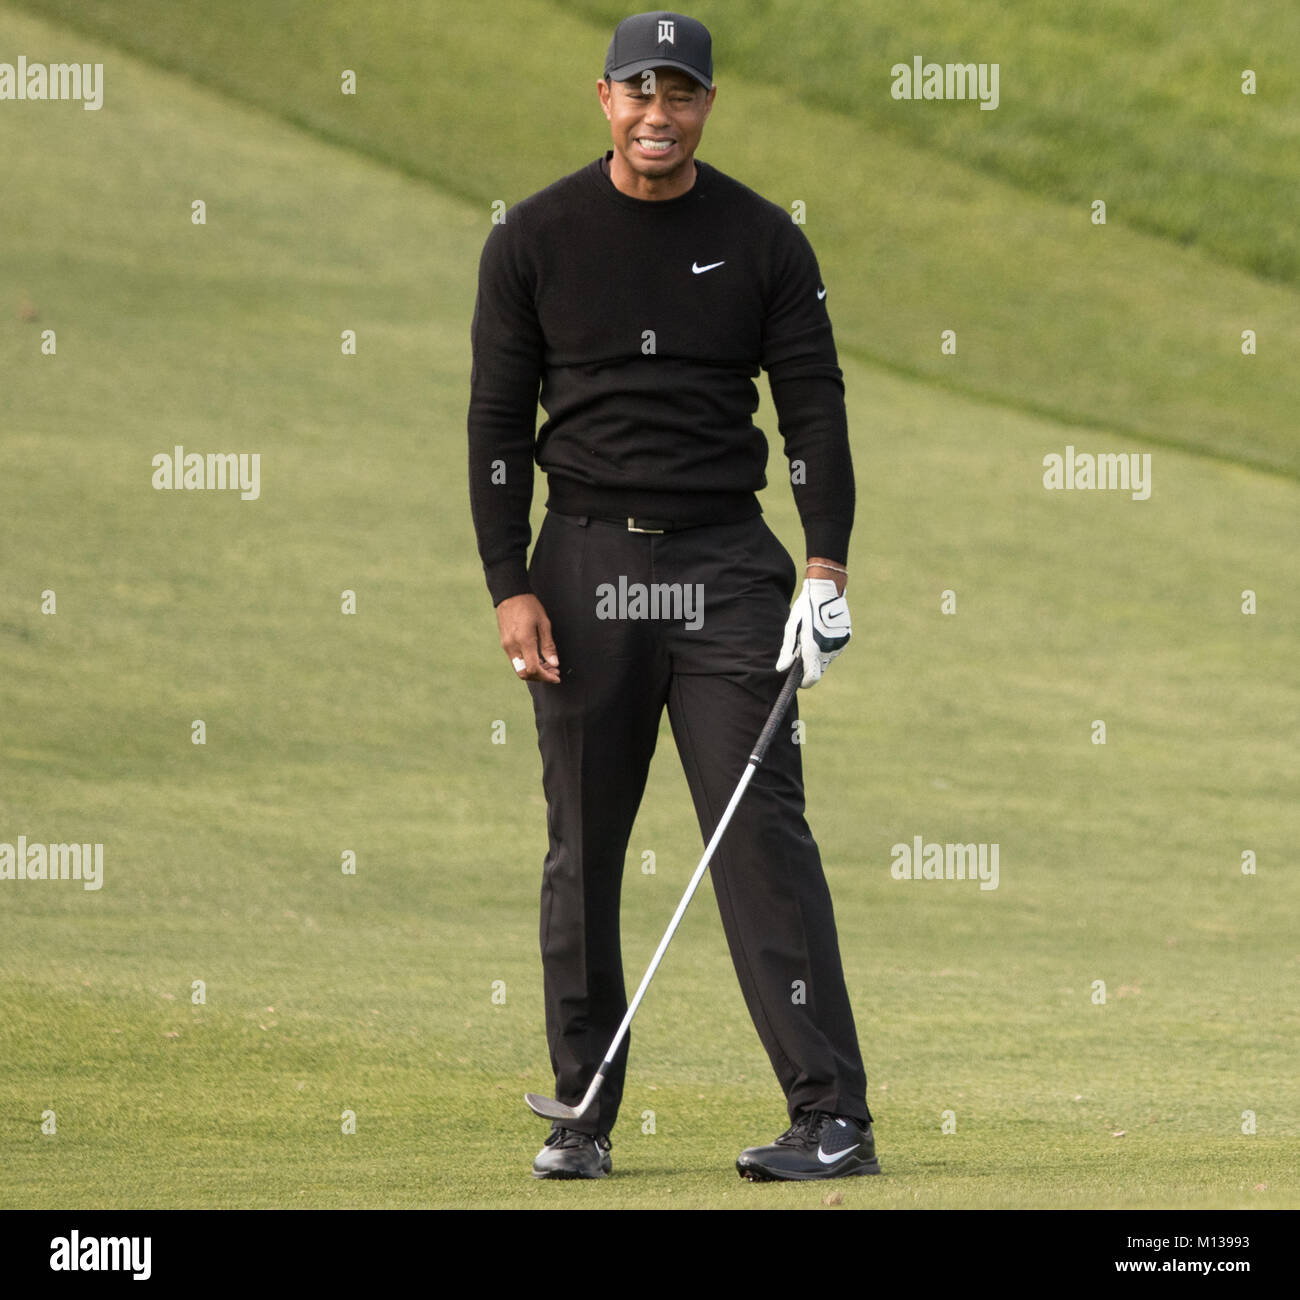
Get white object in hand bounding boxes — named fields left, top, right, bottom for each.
left=776, top=578, right=851, bottom=688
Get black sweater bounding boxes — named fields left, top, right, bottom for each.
left=468, top=153, right=855, bottom=606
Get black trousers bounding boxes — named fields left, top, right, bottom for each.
left=526, top=509, right=870, bottom=1136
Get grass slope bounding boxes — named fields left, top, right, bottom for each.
left=8, top=0, right=1300, bottom=476
left=567, top=0, right=1300, bottom=284
left=0, top=5, right=1296, bottom=1208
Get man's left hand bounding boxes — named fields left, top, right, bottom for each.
left=777, top=576, right=851, bottom=688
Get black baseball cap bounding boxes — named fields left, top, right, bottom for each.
left=604, top=11, right=713, bottom=91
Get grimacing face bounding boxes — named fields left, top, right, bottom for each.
left=598, top=67, right=716, bottom=193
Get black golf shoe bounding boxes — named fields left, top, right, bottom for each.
left=531, top=1125, right=613, bottom=1179
left=737, top=1110, right=881, bottom=1181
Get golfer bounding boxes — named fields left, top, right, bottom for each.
left=468, top=10, right=878, bottom=1181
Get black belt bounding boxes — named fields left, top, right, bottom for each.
left=602, top=515, right=681, bottom=534
left=557, top=513, right=709, bottom=534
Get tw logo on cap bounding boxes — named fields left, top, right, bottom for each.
left=657, top=20, right=676, bottom=44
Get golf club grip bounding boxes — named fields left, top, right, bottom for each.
left=750, top=661, right=803, bottom=766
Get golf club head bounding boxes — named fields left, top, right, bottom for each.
left=524, top=1092, right=582, bottom=1121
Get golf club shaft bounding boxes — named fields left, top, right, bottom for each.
left=569, top=661, right=803, bottom=1118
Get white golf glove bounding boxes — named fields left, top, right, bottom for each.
left=777, top=578, right=851, bottom=688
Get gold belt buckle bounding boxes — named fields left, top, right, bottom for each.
left=626, top=517, right=665, bottom=534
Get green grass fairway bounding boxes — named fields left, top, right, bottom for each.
left=1, top=4, right=1297, bottom=1209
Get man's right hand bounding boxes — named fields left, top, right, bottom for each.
left=497, top=593, right=561, bottom=684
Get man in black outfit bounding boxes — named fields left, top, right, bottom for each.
left=467, top=10, right=879, bottom=1182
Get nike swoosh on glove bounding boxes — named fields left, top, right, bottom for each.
left=776, top=578, right=851, bottom=688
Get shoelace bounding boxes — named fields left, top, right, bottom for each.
left=775, top=1110, right=831, bottom=1146
left=547, top=1126, right=611, bottom=1151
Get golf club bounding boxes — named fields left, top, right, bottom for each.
left=525, top=654, right=805, bottom=1122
